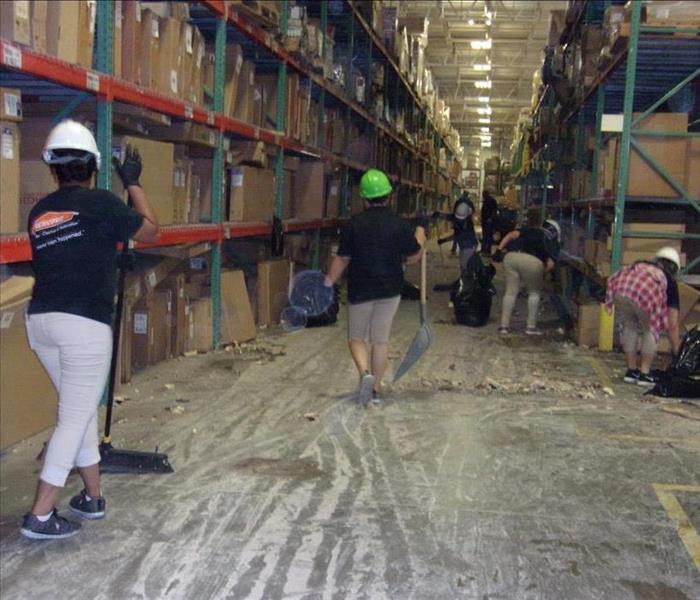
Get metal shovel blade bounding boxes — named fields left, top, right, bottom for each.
left=393, top=308, right=433, bottom=382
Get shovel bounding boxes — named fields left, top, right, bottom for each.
left=394, top=249, right=433, bottom=382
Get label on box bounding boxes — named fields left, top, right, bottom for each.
left=190, top=257, right=206, bottom=270
left=151, top=17, right=159, bottom=39
left=208, top=131, right=215, bottom=145
left=2, top=129, right=15, bottom=159
left=133, top=312, right=148, bottom=335
left=2, top=44, right=22, bottom=69
left=330, top=185, right=338, bottom=196
left=15, top=1, right=29, bottom=19
left=4, top=92, right=21, bottom=118
left=253, top=89, right=261, bottom=101
left=88, top=1, right=96, bottom=34
left=184, top=103, right=193, bottom=119
left=145, top=270, right=157, bottom=289
left=185, top=304, right=190, bottom=316
left=170, top=70, right=178, bottom=94
left=231, top=171, right=243, bottom=187
left=115, top=1, right=123, bottom=28
left=136, top=1, right=142, bottom=22
left=185, top=25, right=193, bottom=54
left=236, top=54, right=243, bottom=75
left=197, top=44, right=204, bottom=68
left=0, top=311, right=14, bottom=329
left=249, top=71, right=254, bottom=86
left=86, top=72, right=100, bottom=92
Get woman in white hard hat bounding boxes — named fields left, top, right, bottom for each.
left=605, top=246, right=683, bottom=386
left=495, top=219, right=560, bottom=335
left=20, top=120, right=159, bottom=540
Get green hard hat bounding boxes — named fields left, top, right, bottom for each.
left=360, top=168, right=392, bottom=199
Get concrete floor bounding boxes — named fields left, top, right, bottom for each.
left=1, top=249, right=699, bottom=600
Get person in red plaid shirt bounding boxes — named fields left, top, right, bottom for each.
left=605, top=246, right=682, bottom=386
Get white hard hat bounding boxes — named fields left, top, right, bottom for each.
left=43, top=119, right=101, bottom=170
left=655, top=246, right=681, bottom=269
left=544, top=219, right=561, bottom=240
left=454, top=202, right=472, bottom=220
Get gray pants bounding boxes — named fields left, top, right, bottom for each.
left=500, top=252, right=544, bottom=329
left=458, top=245, right=477, bottom=273
left=348, top=295, right=401, bottom=344
left=614, top=295, right=657, bottom=356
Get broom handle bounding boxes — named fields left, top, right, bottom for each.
left=420, top=248, right=427, bottom=306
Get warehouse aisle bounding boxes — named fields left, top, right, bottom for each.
left=1, top=249, right=699, bottom=600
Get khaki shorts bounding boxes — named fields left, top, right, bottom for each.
left=348, top=295, right=401, bottom=344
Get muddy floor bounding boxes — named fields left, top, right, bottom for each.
left=1, top=248, right=698, bottom=599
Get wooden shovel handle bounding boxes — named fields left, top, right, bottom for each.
left=420, top=248, right=427, bottom=305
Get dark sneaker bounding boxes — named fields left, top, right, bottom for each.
left=69, top=490, right=106, bottom=520
left=20, top=510, right=81, bottom=540
left=370, top=389, right=382, bottom=406
left=358, top=371, right=375, bottom=407
left=623, top=369, right=641, bottom=384
left=637, top=373, right=656, bottom=387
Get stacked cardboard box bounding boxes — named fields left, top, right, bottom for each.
left=0, top=89, right=22, bottom=233
left=257, top=259, right=291, bottom=326
left=228, top=166, right=276, bottom=222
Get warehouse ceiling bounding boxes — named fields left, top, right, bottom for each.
left=398, top=0, right=568, bottom=156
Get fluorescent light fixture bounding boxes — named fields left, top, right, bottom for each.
left=477, top=106, right=492, bottom=115
left=474, top=80, right=492, bottom=89
left=478, top=117, right=491, bottom=123
left=480, top=127, right=490, bottom=133
left=482, top=142, right=492, bottom=148
left=477, top=96, right=490, bottom=102
left=486, top=18, right=492, bottom=26
left=470, top=39, right=492, bottom=50
left=473, top=63, right=492, bottom=71
left=467, top=18, right=475, bottom=26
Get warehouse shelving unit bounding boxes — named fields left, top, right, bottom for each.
left=0, top=0, right=463, bottom=348
left=525, top=2, right=700, bottom=284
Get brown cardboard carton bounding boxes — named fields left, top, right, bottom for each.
left=191, top=158, right=213, bottom=221
left=30, top=1, right=48, bottom=53
left=576, top=304, right=600, bottom=347
left=77, top=0, right=96, bottom=68
left=113, top=136, right=175, bottom=224
left=157, top=17, right=182, bottom=98
left=1, top=122, right=20, bottom=234
left=0, top=275, right=33, bottom=305
left=621, top=250, right=686, bottom=267
left=187, top=296, right=212, bottom=352
left=678, top=282, right=700, bottom=326
left=113, top=0, right=122, bottom=79
left=326, top=177, right=341, bottom=218
left=607, top=222, right=684, bottom=254
left=228, top=166, right=275, bottom=222
left=220, top=270, right=256, bottom=344
left=18, top=160, right=55, bottom=232
left=224, top=44, right=244, bottom=117
left=0, top=88, right=22, bottom=122
left=46, top=1, right=94, bottom=68
left=139, top=8, right=161, bottom=91
left=121, top=0, right=142, bottom=85
left=293, top=161, right=324, bottom=219
left=0, top=297, right=58, bottom=449
left=131, top=293, right=154, bottom=369
left=160, top=273, right=187, bottom=357
left=0, top=0, right=31, bottom=46
left=684, top=137, right=700, bottom=200
left=257, top=259, right=291, bottom=326
left=234, top=61, right=256, bottom=123
left=151, top=290, right=172, bottom=362
left=173, top=159, right=191, bottom=224
left=149, top=121, right=217, bottom=147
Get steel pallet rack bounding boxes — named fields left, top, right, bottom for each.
left=527, top=2, right=700, bottom=285
left=0, top=0, right=463, bottom=348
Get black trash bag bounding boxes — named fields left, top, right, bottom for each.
left=649, top=326, right=700, bottom=398
left=305, top=285, right=339, bottom=328
left=450, top=254, right=496, bottom=327
left=402, top=281, right=420, bottom=300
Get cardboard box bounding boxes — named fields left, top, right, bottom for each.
left=47, top=1, right=94, bottom=68
left=149, top=121, right=217, bottom=147
left=234, top=60, right=256, bottom=123
left=113, top=136, right=175, bottom=224
left=326, top=177, right=341, bottom=218
left=191, top=158, right=213, bottom=221
left=0, top=297, right=59, bottom=449
left=139, top=8, right=161, bottom=91
left=131, top=290, right=172, bottom=368
left=678, top=282, right=700, bottom=326
left=257, top=259, right=291, bottom=326
left=156, top=17, right=182, bottom=98
left=1, top=0, right=31, bottom=46
left=30, top=0, right=48, bottom=53
left=224, top=44, right=244, bottom=117
left=607, top=222, right=684, bottom=254
left=173, top=159, right=191, bottom=224
left=0, top=88, right=23, bottom=122
left=228, top=166, right=275, bottom=222
left=18, top=160, right=55, bottom=232
left=186, top=296, right=212, bottom=352
left=121, top=0, right=142, bottom=84
left=1, top=122, right=20, bottom=234
left=576, top=303, right=600, bottom=347
left=293, top=161, right=324, bottom=219
left=220, top=270, right=256, bottom=344
left=160, top=273, right=187, bottom=357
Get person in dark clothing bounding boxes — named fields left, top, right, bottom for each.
left=480, top=190, right=498, bottom=256
left=20, top=120, right=159, bottom=540
left=324, top=169, right=425, bottom=405
left=438, top=192, right=478, bottom=274
left=496, top=219, right=560, bottom=336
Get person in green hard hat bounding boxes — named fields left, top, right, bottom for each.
left=324, top=169, right=426, bottom=406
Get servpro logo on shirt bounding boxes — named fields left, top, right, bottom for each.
left=31, top=211, right=79, bottom=235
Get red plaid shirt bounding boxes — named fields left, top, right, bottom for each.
left=605, top=262, right=668, bottom=339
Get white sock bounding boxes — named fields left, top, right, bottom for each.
left=36, top=512, right=52, bottom=522
left=84, top=493, right=92, bottom=501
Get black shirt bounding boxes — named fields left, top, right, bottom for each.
left=451, top=198, right=477, bottom=249
left=28, top=186, right=144, bottom=325
left=508, top=226, right=559, bottom=264
left=337, top=206, right=420, bottom=303
left=481, top=194, right=498, bottom=222
left=665, top=272, right=679, bottom=310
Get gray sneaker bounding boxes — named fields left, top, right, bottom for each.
left=69, top=490, right=106, bottom=520
left=358, top=371, right=375, bottom=407
left=20, top=510, right=81, bottom=540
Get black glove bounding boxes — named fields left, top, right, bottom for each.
left=112, top=144, right=142, bottom=187
left=491, top=249, right=505, bottom=262
left=415, top=215, right=430, bottom=230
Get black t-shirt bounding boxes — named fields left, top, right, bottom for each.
left=451, top=198, right=477, bottom=248
left=508, top=226, right=559, bottom=264
left=337, top=206, right=420, bottom=303
left=481, top=194, right=498, bottom=222
left=640, top=262, right=679, bottom=309
left=28, top=186, right=144, bottom=325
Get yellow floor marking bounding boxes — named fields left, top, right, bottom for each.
left=574, top=428, right=700, bottom=449
left=584, top=355, right=614, bottom=388
left=653, top=484, right=700, bottom=571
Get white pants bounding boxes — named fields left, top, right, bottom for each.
left=26, top=312, right=112, bottom=487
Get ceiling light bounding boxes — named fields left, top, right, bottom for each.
left=478, top=96, right=490, bottom=102
left=480, top=127, right=490, bottom=133
left=470, top=40, right=492, bottom=50
left=467, top=18, right=475, bottom=26
left=477, top=106, right=492, bottom=115
left=486, top=18, right=492, bottom=26
left=478, top=117, right=491, bottom=123
left=474, top=63, right=491, bottom=71
left=482, top=141, right=492, bottom=148
left=474, top=80, right=492, bottom=89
